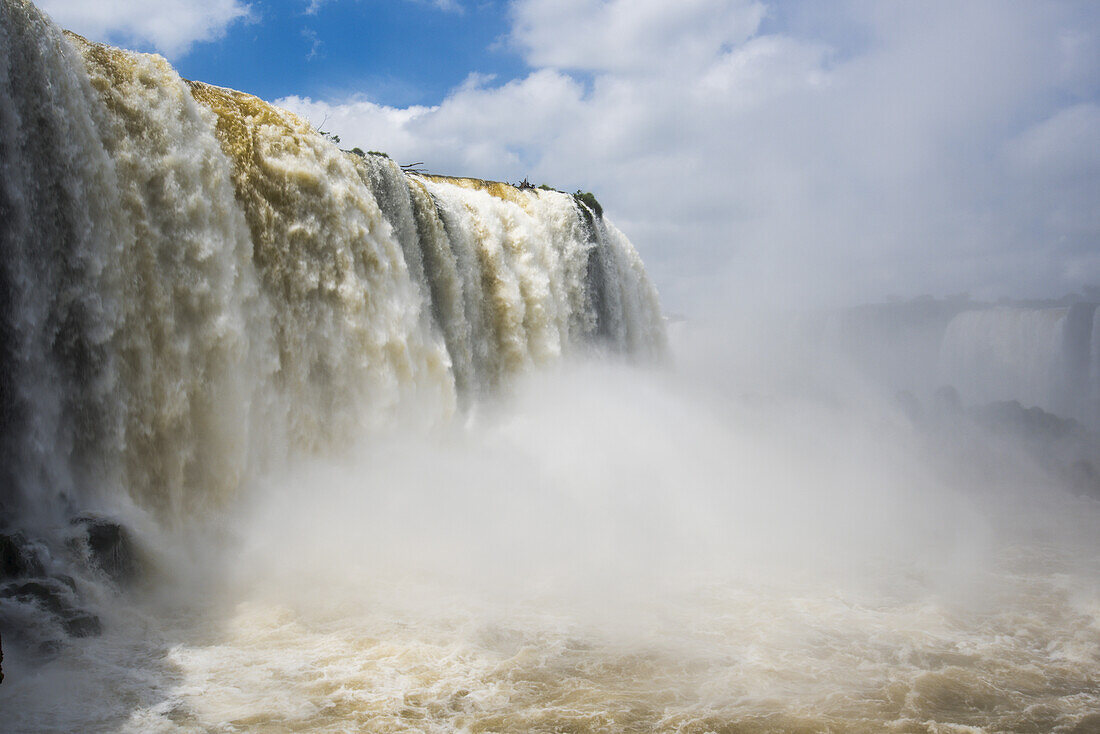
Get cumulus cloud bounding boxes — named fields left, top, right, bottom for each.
left=278, top=0, right=1100, bottom=313
left=281, top=70, right=586, bottom=173
left=511, top=0, right=765, bottom=73
left=38, top=0, right=250, bottom=57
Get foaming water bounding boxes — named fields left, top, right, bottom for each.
left=157, top=363, right=1096, bottom=733
left=9, top=334, right=1100, bottom=732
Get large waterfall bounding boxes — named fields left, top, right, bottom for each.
left=7, top=3, right=1100, bottom=733
left=823, top=298, right=1100, bottom=427
left=0, top=0, right=664, bottom=530
left=938, top=303, right=1098, bottom=426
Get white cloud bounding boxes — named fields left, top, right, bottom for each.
left=302, top=27, right=323, bottom=60
left=281, top=0, right=1100, bottom=313
left=38, top=0, right=250, bottom=57
left=306, top=0, right=462, bottom=16
left=511, top=0, right=765, bottom=73
left=279, top=96, right=437, bottom=161
left=423, top=0, right=463, bottom=12
left=1003, top=104, right=1100, bottom=247
left=1006, top=104, right=1100, bottom=180
left=280, top=70, right=584, bottom=171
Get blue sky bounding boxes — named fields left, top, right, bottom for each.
left=36, top=0, right=1100, bottom=312
left=173, top=0, right=522, bottom=106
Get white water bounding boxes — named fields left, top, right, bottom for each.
left=939, top=304, right=1099, bottom=425
left=2, top=2, right=1100, bottom=732
left=0, top=0, right=664, bottom=528
left=6, top=332, right=1100, bottom=732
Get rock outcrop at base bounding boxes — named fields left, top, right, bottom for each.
left=70, top=515, right=140, bottom=585
left=0, top=515, right=141, bottom=662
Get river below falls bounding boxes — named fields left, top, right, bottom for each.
left=4, top=361, right=1100, bottom=733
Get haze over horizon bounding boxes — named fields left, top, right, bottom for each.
left=36, top=0, right=1100, bottom=315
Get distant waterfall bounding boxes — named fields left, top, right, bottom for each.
left=938, top=304, right=1098, bottom=425
left=0, top=0, right=665, bottom=526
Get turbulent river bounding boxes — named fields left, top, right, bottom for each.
left=2, top=1, right=1099, bottom=732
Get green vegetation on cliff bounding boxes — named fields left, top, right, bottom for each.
left=573, top=191, right=603, bottom=219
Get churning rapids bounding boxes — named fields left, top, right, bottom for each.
left=2, top=1, right=1100, bottom=732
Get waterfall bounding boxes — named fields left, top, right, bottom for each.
left=938, top=304, right=1098, bottom=425
left=0, top=0, right=666, bottom=530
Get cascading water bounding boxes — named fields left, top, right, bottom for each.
left=939, top=304, right=1099, bottom=426
left=4, top=3, right=1100, bottom=733
left=0, top=0, right=664, bottom=528
left=0, top=0, right=665, bottom=711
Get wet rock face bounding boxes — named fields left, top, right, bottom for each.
left=972, top=399, right=1080, bottom=440
left=0, top=524, right=122, bottom=653
left=908, top=392, right=1100, bottom=499
left=70, top=515, right=139, bottom=584
left=60, top=611, right=101, bottom=637
left=0, top=515, right=139, bottom=663
left=1, top=580, right=71, bottom=615
left=0, top=533, right=46, bottom=579
left=0, top=578, right=102, bottom=638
